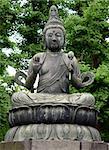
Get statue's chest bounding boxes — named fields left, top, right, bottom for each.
left=40, top=54, right=65, bottom=75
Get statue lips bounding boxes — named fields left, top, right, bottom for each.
left=51, top=40, right=59, bottom=48
left=51, top=42, right=58, bottom=47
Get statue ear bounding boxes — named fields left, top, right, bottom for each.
left=44, top=42, right=47, bottom=50
left=42, top=34, right=47, bottom=50
left=62, top=34, right=66, bottom=49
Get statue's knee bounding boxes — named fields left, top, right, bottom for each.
left=82, top=93, right=95, bottom=105
left=12, top=92, right=24, bottom=101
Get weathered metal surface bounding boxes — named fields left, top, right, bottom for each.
left=9, top=105, right=98, bottom=127
left=0, top=141, right=108, bottom=150
left=5, top=124, right=101, bottom=141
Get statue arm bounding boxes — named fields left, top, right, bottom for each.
left=70, top=56, right=94, bottom=88
left=25, top=54, right=42, bottom=91
left=70, top=56, right=83, bottom=88
left=25, top=60, right=37, bottom=91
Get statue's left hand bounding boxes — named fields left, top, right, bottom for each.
left=71, top=72, right=95, bottom=88
left=80, top=72, right=95, bottom=87
left=15, top=71, right=27, bottom=87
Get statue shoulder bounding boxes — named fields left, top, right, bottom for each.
left=62, top=51, right=74, bottom=59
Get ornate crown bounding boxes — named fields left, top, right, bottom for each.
left=43, top=5, right=65, bottom=34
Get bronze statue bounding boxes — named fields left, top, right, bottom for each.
left=12, top=5, right=95, bottom=108
left=5, top=5, right=101, bottom=142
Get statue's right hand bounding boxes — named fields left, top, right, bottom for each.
left=32, top=56, right=42, bottom=74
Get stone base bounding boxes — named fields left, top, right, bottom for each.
left=0, top=140, right=109, bottom=150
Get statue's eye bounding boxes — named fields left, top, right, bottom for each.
left=56, top=33, right=61, bottom=37
left=48, top=33, right=53, bottom=37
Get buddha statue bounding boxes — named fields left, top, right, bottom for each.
left=12, top=5, right=95, bottom=108
left=5, top=5, right=101, bottom=142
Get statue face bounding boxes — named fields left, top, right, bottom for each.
left=45, top=28, right=64, bottom=52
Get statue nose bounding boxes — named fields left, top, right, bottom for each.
left=52, top=35, right=56, bottom=42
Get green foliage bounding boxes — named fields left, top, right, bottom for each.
left=0, top=0, right=15, bottom=48
left=95, top=64, right=109, bottom=84
left=94, top=64, right=109, bottom=141
left=65, top=0, right=109, bottom=67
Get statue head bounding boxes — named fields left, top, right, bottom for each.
left=43, top=5, right=65, bottom=52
